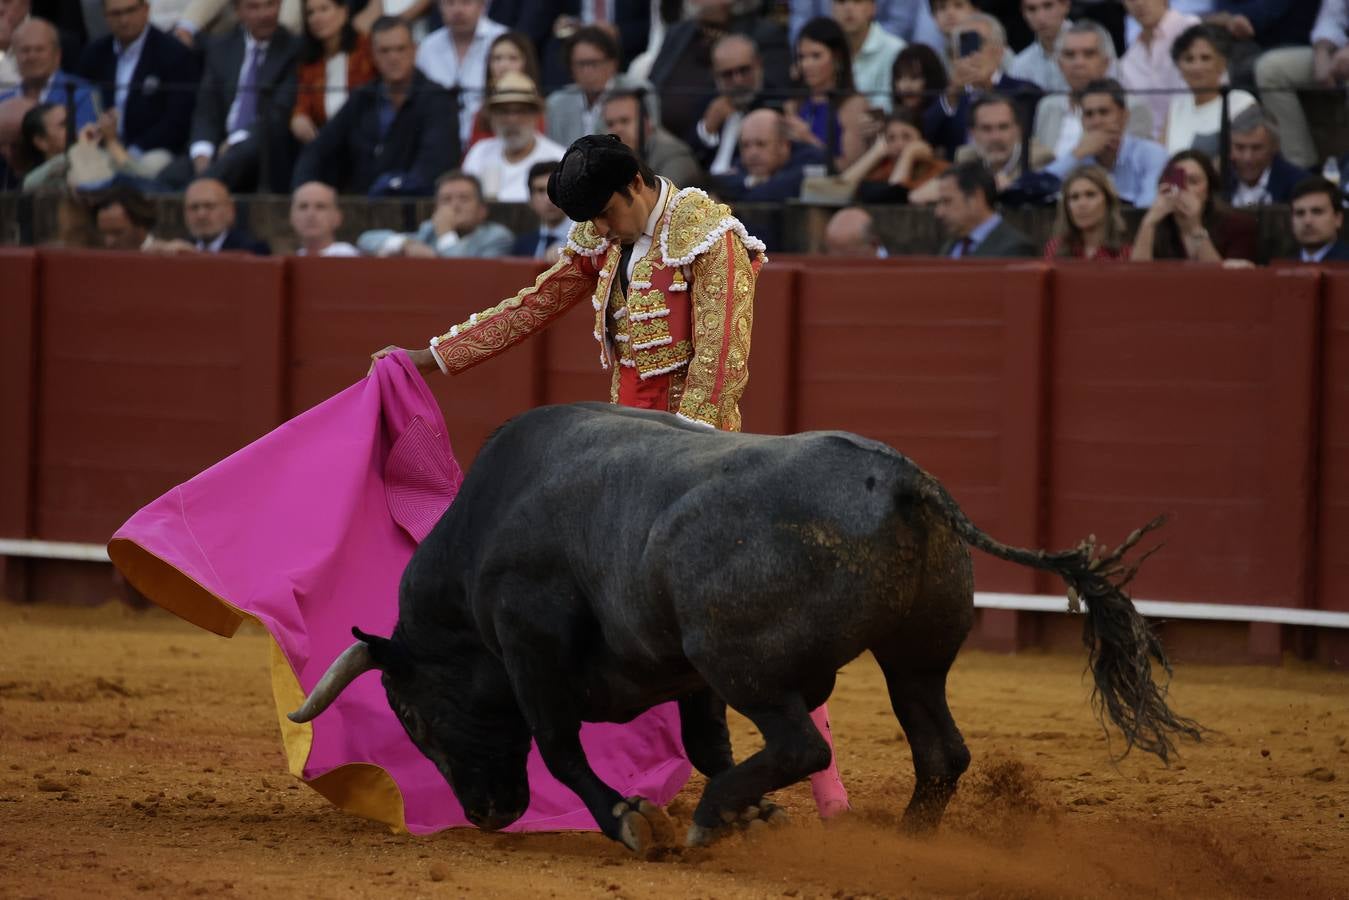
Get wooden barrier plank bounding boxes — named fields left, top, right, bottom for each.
left=0, top=250, right=38, bottom=540
left=1048, top=264, right=1320, bottom=611
left=35, top=250, right=287, bottom=543
left=1318, top=270, right=1349, bottom=614
left=793, top=264, right=1047, bottom=595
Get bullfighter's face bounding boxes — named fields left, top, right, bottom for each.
left=381, top=659, right=533, bottom=832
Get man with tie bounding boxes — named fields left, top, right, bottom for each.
left=148, top=177, right=272, bottom=254
left=178, top=0, right=298, bottom=192
left=935, top=161, right=1035, bottom=259
left=509, top=159, right=573, bottom=260
left=78, top=0, right=200, bottom=175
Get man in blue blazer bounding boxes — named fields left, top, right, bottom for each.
left=921, top=14, right=1042, bottom=159
left=1225, top=106, right=1309, bottom=208
left=0, top=18, right=98, bottom=128
left=78, top=0, right=200, bottom=164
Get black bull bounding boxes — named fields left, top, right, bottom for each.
left=289, top=403, right=1200, bottom=851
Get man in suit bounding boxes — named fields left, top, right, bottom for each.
left=934, top=160, right=1035, bottom=258
left=689, top=33, right=780, bottom=176
left=509, top=159, right=572, bottom=259
left=1226, top=105, right=1309, bottom=209
left=357, top=170, right=513, bottom=257
left=1288, top=176, right=1349, bottom=263
left=150, top=176, right=271, bottom=253
left=513, top=0, right=649, bottom=93
left=0, top=17, right=98, bottom=127
left=178, top=0, right=298, bottom=192
left=78, top=0, right=200, bottom=173
left=712, top=108, right=827, bottom=204
left=601, top=87, right=704, bottom=190
left=292, top=16, right=458, bottom=196
left=544, top=25, right=656, bottom=149
left=922, top=13, right=1041, bottom=159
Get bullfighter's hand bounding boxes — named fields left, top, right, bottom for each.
left=368, top=345, right=438, bottom=375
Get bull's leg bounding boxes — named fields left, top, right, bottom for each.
left=677, top=689, right=734, bottom=779
left=876, top=661, right=970, bottom=833
left=686, top=695, right=829, bottom=846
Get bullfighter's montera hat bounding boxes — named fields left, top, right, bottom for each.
left=547, top=133, right=641, bottom=223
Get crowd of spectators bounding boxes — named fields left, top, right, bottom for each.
left=0, top=0, right=1346, bottom=264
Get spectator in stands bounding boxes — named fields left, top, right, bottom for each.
left=1120, top=0, right=1200, bottom=142
left=515, top=0, right=650, bottom=93
left=1225, top=106, right=1308, bottom=208
left=1254, top=0, right=1346, bottom=169
left=0, top=18, right=98, bottom=127
left=1032, top=22, right=1155, bottom=161
left=464, top=31, right=540, bottom=152
left=415, top=0, right=506, bottom=149
left=1045, top=78, right=1168, bottom=208
left=786, top=17, right=867, bottom=163
left=93, top=184, right=157, bottom=249
left=290, top=179, right=358, bottom=255
left=690, top=33, right=776, bottom=177
left=356, top=169, right=512, bottom=257
left=508, top=158, right=571, bottom=260
left=1009, top=0, right=1071, bottom=91
left=839, top=105, right=947, bottom=203
left=173, top=0, right=300, bottom=193
left=1043, top=164, right=1133, bottom=259
left=930, top=0, right=975, bottom=43
left=0, top=0, right=29, bottom=87
left=946, top=94, right=1051, bottom=194
left=833, top=0, right=905, bottom=112
left=291, top=17, right=458, bottom=196
left=790, top=0, right=944, bottom=52
left=922, top=13, right=1041, bottom=160
left=823, top=204, right=889, bottom=256
left=602, top=87, right=705, bottom=188
left=461, top=71, right=562, bottom=201
left=1131, top=148, right=1256, bottom=262
left=1203, top=2, right=1316, bottom=90
left=20, top=100, right=168, bottom=189
left=713, top=106, right=828, bottom=202
left=77, top=0, right=200, bottom=173
left=891, top=43, right=945, bottom=122
left=1286, top=175, right=1349, bottom=262
left=164, top=176, right=273, bottom=253
left=1164, top=24, right=1256, bottom=155
left=649, top=0, right=791, bottom=144
left=545, top=26, right=656, bottom=149
left=934, top=160, right=1036, bottom=257
left=288, top=0, right=374, bottom=148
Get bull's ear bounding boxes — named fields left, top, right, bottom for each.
left=352, top=627, right=413, bottom=678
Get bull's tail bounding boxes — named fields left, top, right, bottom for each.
left=910, top=467, right=1202, bottom=763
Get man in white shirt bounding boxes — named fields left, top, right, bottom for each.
left=291, top=180, right=358, bottom=256
left=1119, top=0, right=1200, bottom=141
left=1008, top=0, right=1070, bottom=92
left=832, top=0, right=904, bottom=111
left=462, top=71, right=564, bottom=201
left=415, top=0, right=506, bottom=148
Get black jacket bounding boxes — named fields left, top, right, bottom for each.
left=79, top=26, right=201, bottom=155
left=1224, top=154, right=1310, bottom=206
left=190, top=26, right=299, bottom=150
left=291, top=70, right=459, bottom=196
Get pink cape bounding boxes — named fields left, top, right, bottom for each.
left=108, top=352, right=691, bottom=834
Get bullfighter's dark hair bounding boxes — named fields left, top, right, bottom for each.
left=547, top=134, right=656, bottom=223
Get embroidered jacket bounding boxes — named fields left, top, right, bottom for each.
left=428, top=181, right=766, bottom=430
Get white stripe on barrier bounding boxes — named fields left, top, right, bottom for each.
left=1, top=539, right=1346, bottom=628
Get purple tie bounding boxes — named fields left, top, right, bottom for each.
left=232, top=45, right=264, bottom=133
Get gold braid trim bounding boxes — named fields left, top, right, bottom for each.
left=676, top=231, right=755, bottom=432
left=431, top=254, right=597, bottom=375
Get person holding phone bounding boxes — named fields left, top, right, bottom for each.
left=1131, top=148, right=1257, bottom=263
left=921, top=13, right=1040, bottom=160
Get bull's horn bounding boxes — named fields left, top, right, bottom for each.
left=287, top=641, right=376, bottom=723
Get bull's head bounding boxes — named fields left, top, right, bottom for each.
left=287, top=628, right=533, bottom=832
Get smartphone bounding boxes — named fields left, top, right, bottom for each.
left=1161, top=166, right=1187, bottom=191
left=957, top=30, right=983, bottom=57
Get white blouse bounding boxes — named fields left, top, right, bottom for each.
left=324, top=52, right=348, bottom=120
left=1164, top=89, right=1256, bottom=156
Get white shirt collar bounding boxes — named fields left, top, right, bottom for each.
left=1302, top=243, right=1334, bottom=263
left=244, top=32, right=269, bottom=54
left=642, top=177, right=671, bottom=240
left=116, top=25, right=150, bottom=57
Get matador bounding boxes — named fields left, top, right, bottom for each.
left=376, top=133, right=849, bottom=816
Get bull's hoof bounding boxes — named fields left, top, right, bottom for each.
left=612, top=797, right=677, bottom=857
left=685, top=801, right=789, bottom=847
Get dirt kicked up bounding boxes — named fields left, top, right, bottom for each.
left=0, top=602, right=1345, bottom=900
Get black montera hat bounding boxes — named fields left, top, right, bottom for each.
left=547, top=134, right=641, bottom=223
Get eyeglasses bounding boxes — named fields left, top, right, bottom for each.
left=715, top=64, right=755, bottom=81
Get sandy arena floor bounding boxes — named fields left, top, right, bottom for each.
left=0, top=601, right=1345, bottom=899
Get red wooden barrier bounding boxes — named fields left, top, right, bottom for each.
left=0, top=250, right=37, bottom=539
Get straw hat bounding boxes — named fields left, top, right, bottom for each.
left=487, top=72, right=544, bottom=110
